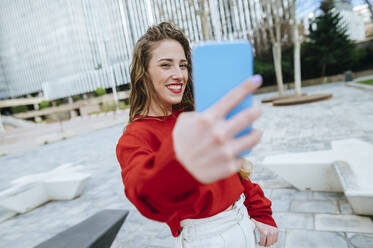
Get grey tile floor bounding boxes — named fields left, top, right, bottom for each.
left=0, top=81, right=372, bottom=248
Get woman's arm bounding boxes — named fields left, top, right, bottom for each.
left=241, top=179, right=276, bottom=226
left=116, top=131, right=202, bottom=223
left=241, top=179, right=278, bottom=247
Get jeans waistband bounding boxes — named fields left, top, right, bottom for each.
left=179, top=193, right=250, bottom=242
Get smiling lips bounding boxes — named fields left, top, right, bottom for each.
left=166, top=83, right=183, bottom=94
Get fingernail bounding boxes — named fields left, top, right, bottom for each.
left=252, top=75, right=262, bottom=85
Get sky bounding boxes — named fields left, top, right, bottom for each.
left=297, top=0, right=372, bottom=19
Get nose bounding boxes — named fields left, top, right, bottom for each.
left=172, top=66, right=183, bottom=80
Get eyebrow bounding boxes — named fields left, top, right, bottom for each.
left=158, top=58, right=188, bottom=63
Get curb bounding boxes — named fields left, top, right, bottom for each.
left=346, top=82, right=373, bottom=91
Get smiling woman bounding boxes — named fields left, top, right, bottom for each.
left=128, top=23, right=194, bottom=122
left=116, top=22, right=278, bottom=248
left=147, top=40, right=188, bottom=115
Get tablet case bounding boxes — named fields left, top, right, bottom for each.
left=192, top=41, right=254, bottom=156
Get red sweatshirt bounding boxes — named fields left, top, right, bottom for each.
left=116, top=110, right=276, bottom=237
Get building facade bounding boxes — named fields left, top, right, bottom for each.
left=0, top=0, right=293, bottom=100
left=335, top=1, right=366, bottom=41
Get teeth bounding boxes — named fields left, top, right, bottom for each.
left=167, top=85, right=182, bottom=90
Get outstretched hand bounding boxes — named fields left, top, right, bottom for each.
left=173, top=75, right=263, bottom=184
left=252, top=219, right=279, bottom=247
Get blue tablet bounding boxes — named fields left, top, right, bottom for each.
left=192, top=41, right=254, bottom=156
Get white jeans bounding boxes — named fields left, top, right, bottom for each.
left=175, top=194, right=257, bottom=248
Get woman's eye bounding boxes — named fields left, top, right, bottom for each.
left=161, top=64, right=171, bottom=68
left=180, top=64, right=188, bottom=69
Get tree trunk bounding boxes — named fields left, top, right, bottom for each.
left=188, top=0, right=209, bottom=40
left=273, top=43, right=285, bottom=95
left=292, top=0, right=302, bottom=95
left=0, top=114, right=4, bottom=132
left=281, top=0, right=287, bottom=20
left=247, top=0, right=260, bottom=54
left=260, top=0, right=285, bottom=95
left=255, top=2, right=268, bottom=54
left=273, top=0, right=285, bottom=95
left=200, top=0, right=209, bottom=40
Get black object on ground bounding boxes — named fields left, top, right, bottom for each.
left=34, top=209, right=129, bottom=248
left=345, top=70, right=353, bottom=82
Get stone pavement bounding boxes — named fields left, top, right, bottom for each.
left=0, top=81, right=372, bottom=248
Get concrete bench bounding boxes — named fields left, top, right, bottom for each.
left=261, top=149, right=342, bottom=192
left=331, top=139, right=373, bottom=216
left=0, top=163, right=90, bottom=214
left=34, top=209, right=129, bottom=248
left=261, top=139, right=373, bottom=215
left=334, top=161, right=373, bottom=216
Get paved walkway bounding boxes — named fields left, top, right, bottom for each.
left=0, top=81, right=372, bottom=248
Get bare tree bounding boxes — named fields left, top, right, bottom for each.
left=292, top=0, right=301, bottom=95
left=281, top=0, right=294, bottom=47
left=261, top=0, right=285, bottom=96
left=248, top=1, right=263, bottom=54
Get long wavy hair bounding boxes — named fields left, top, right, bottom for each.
left=128, top=22, right=194, bottom=123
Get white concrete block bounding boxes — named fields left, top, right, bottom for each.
left=45, top=173, right=90, bottom=200
left=0, top=183, right=48, bottom=213
left=260, top=160, right=342, bottom=192
left=261, top=139, right=373, bottom=206
left=11, top=163, right=85, bottom=186
left=345, top=194, right=373, bottom=216
left=11, top=172, right=50, bottom=186
left=334, top=161, right=373, bottom=215
left=0, top=163, right=90, bottom=215
left=331, top=139, right=373, bottom=190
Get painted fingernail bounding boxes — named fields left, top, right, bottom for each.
left=252, top=75, right=262, bottom=85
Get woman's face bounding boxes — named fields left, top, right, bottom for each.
left=147, top=39, right=188, bottom=112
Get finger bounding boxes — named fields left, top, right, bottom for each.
left=266, top=231, right=274, bottom=247
left=275, top=229, right=279, bottom=243
left=205, top=75, right=262, bottom=120
left=259, top=229, right=267, bottom=246
left=229, top=129, right=263, bottom=156
left=223, top=106, right=262, bottom=138
left=270, top=228, right=279, bottom=246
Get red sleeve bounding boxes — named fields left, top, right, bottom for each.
left=116, top=131, right=203, bottom=223
left=241, top=179, right=277, bottom=227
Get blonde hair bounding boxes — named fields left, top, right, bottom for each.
left=238, top=158, right=254, bottom=180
